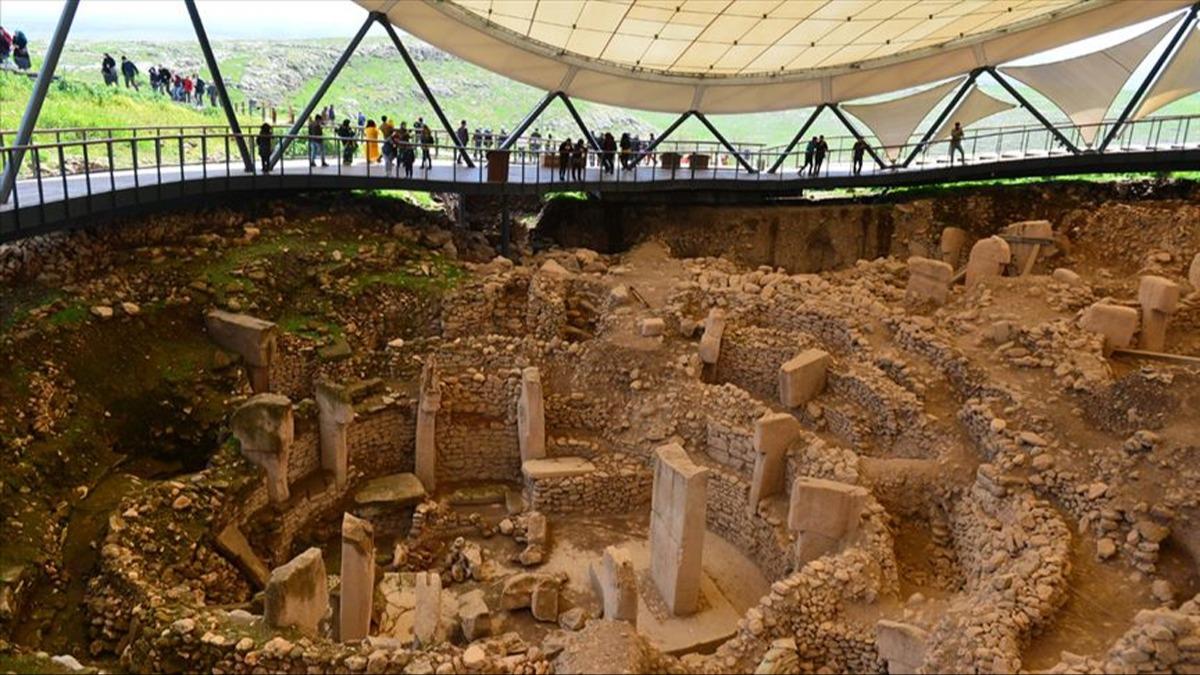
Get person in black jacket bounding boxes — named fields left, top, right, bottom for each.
left=101, top=53, right=117, bottom=85
left=601, top=133, right=616, bottom=174
left=120, top=56, right=139, bottom=90
left=256, top=123, right=273, bottom=173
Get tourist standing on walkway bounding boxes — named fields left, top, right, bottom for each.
left=472, top=127, right=483, bottom=161
left=382, top=130, right=398, bottom=176
left=120, top=56, right=139, bottom=89
left=307, top=116, right=328, bottom=168
left=380, top=116, right=394, bottom=141
left=456, top=121, right=469, bottom=165
left=400, top=134, right=416, bottom=178
left=852, top=138, right=867, bottom=175
left=949, top=122, right=966, bottom=165
left=800, top=137, right=816, bottom=175
left=0, top=27, right=12, bottom=67
left=364, top=119, right=382, bottom=164
left=101, top=53, right=117, bottom=85
left=571, top=139, right=586, bottom=181
left=337, top=119, right=357, bottom=165
left=11, top=29, right=30, bottom=70
left=420, top=125, right=434, bottom=170
left=600, top=133, right=616, bottom=174
left=256, top=123, right=274, bottom=174
left=529, top=129, right=542, bottom=164
left=557, top=139, right=572, bottom=181
left=813, top=136, right=828, bottom=176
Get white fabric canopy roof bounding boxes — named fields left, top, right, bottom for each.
left=357, top=0, right=1191, bottom=113
left=932, top=86, right=1017, bottom=141
left=1002, top=17, right=1177, bottom=145
left=842, top=78, right=964, bottom=161
left=1135, top=26, right=1200, bottom=120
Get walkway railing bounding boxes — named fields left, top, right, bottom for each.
left=1, top=113, right=1198, bottom=237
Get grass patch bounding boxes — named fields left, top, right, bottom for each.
left=48, top=303, right=89, bottom=327
left=349, top=255, right=464, bottom=294
left=279, top=312, right=344, bottom=341
left=355, top=189, right=442, bottom=211
left=544, top=191, right=589, bottom=202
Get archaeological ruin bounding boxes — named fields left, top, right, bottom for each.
left=1, top=181, right=1200, bottom=674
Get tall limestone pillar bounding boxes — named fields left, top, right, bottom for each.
left=517, top=367, right=546, bottom=462
left=415, top=357, right=441, bottom=492
left=231, top=393, right=294, bottom=503
left=316, top=380, right=355, bottom=489
left=749, top=412, right=800, bottom=514
left=339, top=513, right=375, bottom=642
left=649, top=443, right=708, bottom=617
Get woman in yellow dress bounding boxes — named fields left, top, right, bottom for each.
left=364, top=119, right=381, bottom=164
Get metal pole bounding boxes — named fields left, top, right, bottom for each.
left=829, top=105, right=888, bottom=169
left=186, top=0, right=253, bottom=172
left=500, top=192, right=510, bottom=258
left=984, top=67, right=1079, bottom=154
left=499, top=90, right=557, bottom=151
left=0, top=0, right=80, bottom=204
left=768, top=104, right=825, bottom=174
left=902, top=71, right=980, bottom=168
left=268, top=13, right=374, bottom=169
left=693, top=111, right=755, bottom=173
left=1099, top=5, right=1199, bottom=153
left=377, top=16, right=475, bottom=167
left=560, top=94, right=600, bottom=151
left=634, top=111, right=693, bottom=164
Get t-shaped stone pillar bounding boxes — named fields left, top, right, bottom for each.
left=264, top=547, right=328, bottom=637
left=1079, top=302, right=1139, bottom=354
left=698, top=308, right=726, bottom=365
left=589, top=545, right=638, bottom=624
left=415, top=357, right=441, bottom=492
left=649, top=443, right=708, bottom=617
left=787, top=477, right=869, bottom=565
left=205, top=310, right=278, bottom=393
left=1138, top=275, right=1181, bottom=352
left=231, top=393, right=294, bottom=503
left=413, top=571, right=442, bottom=647
left=316, top=380, right=355, bottom=489
left=875, top=620, right=929, bottom=674
left=339, top=513, right=375, bottom=642
left=779, top=349, right=830, bottom=408
left=749, top=413, right=801, bottom=514
left=906, top=256, right=954, bottom=305
left=517, top=367, right=546, bottom=462
left=965, top=236, right=1011, bottom=287
left=939, top=227, right=968, bottom=268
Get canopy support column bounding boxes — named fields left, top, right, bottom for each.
left=902, top=70, right=981, bottom=168
left=378, top=17, right=474, bottom=167
left=829, top=105, right=887, bottom=169
left=186, top=0, right=253, bottom=172
left=498, top=91, right=557, bottom=151
left=634, top=111, right=693, bottom=164
left=0, top=0, right=80, bottom=204
left=268, top=12, right=374, bottom=170
left=559, top=94, right=600, bottom=150
left=1098, top=4, right=1200, bottom=153
left=693, top=112, right=756, bottom=173
left=984, top=67, right=1079, bottom=154
left=768, top=104, right=826, bottom=174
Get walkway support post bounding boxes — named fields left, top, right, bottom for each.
left=268, top=13, right=375, bottom=170
left=768, top=104, right=826, bottom=174
left=985, top=67, right=1079, bottom=154
left=902, top=70, right=981, bottom=168
left=693, top=112, right=756, bottom=173
left=829, top=105, right=888, bottom=170
left=1098, top=4, right=1199, bottom=153
left=0, top=0, right=80, bottom=204
left=377, top=17, right=474, bottom=167
left=185, top=0, right=253, bottom=172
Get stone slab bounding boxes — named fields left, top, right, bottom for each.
left=522, top=456, right=596, bottom=480
left=778, top=349, right=830, bottom=408
left=354, top=473, right=427, bottom=507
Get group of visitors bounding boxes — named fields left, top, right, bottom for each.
left=100, top=54, right=219, bottom=107
left=0, top=26, right=31, bottom=71
left=100, top=54, right=144, bottom=90
left=555, top=138, right=590, bottom=181
left=799, top=135, right=829, bottom=176
left=597, top=132, right=650, bottom=173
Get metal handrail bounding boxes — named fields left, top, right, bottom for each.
left=1, top=113, right=1196, bottom=235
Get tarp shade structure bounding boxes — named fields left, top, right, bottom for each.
left=359, top=0, right=1191, bottom=114
left=1001, top=17, right=1178, bottom=146
left=841, top=78, right=964, bottom=162
left=932, top=86, right=1017, bottom=141
left=1134, top=26, right=1200, bottom=120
